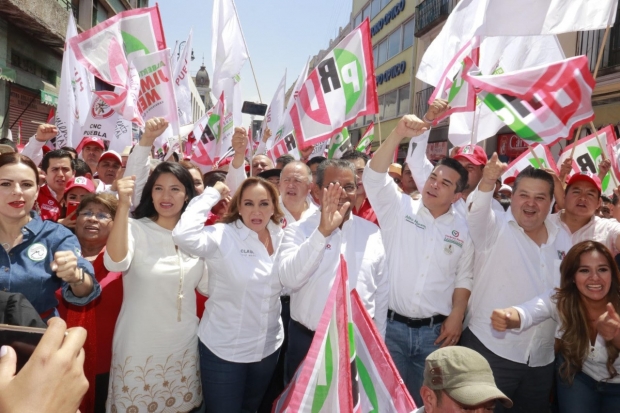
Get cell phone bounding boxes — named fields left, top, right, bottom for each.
left=0, top=324, right=46, bottom=372
left=241, top=101, right=268, bottom=116
left=66, top=201, right=79, bottom=220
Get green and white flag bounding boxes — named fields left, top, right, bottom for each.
left=355, top=122, right=375, bottom=155
left=327, top=128, right=352, bottom=159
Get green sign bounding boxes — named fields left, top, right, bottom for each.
left=0, top=65, right=16, bottom=83
left=40, top=90, right=58, bottom=107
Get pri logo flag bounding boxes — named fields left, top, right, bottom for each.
left=462, top=55, right=595, bottom=145
left=79, top=95, right=132, bottom=153
left=190, top=92, right=233, bottom=166
left=273, top=256, right=415, bottom=412
left=558, top=126, right=619, bottom=195
left=68, top=6, right=166, bottom=88
left=500, top=144, right=558, bottom=184
left=355, top=122, right=375, bottom=154
left=327, top=128, right=352, bottom=159
left=291, top=19, right=378, bottom=149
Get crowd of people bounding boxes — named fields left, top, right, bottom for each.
left=0, top=98, right=619, bottom=413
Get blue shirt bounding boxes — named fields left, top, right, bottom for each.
left=0, top=212, right=99, bottom=316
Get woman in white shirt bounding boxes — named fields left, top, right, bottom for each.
left=172, top=176, right=285, bottom=413
left=105, top=162, right=207, bottom=413
left=491, top=240, right=620, bottom=413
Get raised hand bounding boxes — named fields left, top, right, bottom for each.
left=491, top=307, right=521, bottom=331
left=116, top=175, right=136, bottom=208
left=596, top=302, right=620, bottom=341
left=141, top=117, right=169, bottom=147
left=424, top=99, right=451, bottom=123
left=299, top=144, right=315, bottom=161
left=35, top=124, right=58, bottom=142
left=598, top=158, right=612, bottom=181
left=262, top=127, right=272, bottom=143
left=232, top=127, right=248, bottom=155
left=559, top=157, right=573, bottom=185
left=318, top=183, right=350, bottom=237
left=213, top=181, right=230, bottom=200
left=393, top=115, right=428, bottom=140
left=482, top=153, right=508, bottom=185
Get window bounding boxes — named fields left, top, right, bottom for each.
left=373, top=46, right=378, bottom=66
left=381, top=0, right=391, bottom=8
left=398, top=84, right=411, bottom=115
left=387, top=28, right=402, bottom=60
left=402, top=19, right=415, bottom=50
left=354, top=12, right=363, bottom=28
left=362, top=4, right=371, bottom=21
left=383, top=90, right=398, bottom=119
left=377, top=95, right=385, bottom=119
left=371, top=0, right=382, bottom=19
left=377, top=40, right=388, bottom=66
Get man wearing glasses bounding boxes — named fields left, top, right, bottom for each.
left=276, top=159, right=389, bottom=384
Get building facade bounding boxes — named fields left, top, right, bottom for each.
left=0, top=0, right=147, bottom=143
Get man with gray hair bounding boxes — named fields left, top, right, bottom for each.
left=276, top=159, right=389, bottom=384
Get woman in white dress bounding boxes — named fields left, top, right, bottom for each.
left=105, top=160, right=206, bottom=413
left=172, top=176, right=285, bottom=413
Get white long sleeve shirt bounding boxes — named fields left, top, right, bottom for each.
left=549, top=212, right=620, bottom=255
left=122, top=145, right=151, bottom=210
left=466, top=189, right=571, bottom=366
left=21, top=137, right=45, bottom=166
left=362, top=165, right=474, bottom=319
left=172, top=188, right=284, bottom=363
left=276, top=210, right=389, bottom=336
left=406, top=132, right=505, bottom=217
left=514, top=291, right=620, bottom=383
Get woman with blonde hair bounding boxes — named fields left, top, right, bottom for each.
left=172, top=177, right=285, bottom=413
left=492, top=240, right=620, bottom=412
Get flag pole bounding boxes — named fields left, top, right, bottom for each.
left=589, top=120, right=619, bottom=186
left=231, top=0, right=263, bottom=103
left=570, top=24, right=612, bottom=158
left=527, top=144, right=543, bottom=168
left=470, top=104, right=480, bottom=147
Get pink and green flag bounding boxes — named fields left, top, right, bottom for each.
left=356, top=122, right=375, bottom=155
left=500, top=143, right=558, bottom=184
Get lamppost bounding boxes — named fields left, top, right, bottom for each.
left=177, top=41, right=195, bottom=62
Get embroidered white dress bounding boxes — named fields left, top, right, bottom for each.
left=104, top=218, right=207, bottom=413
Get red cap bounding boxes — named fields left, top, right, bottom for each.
left=503, top=176, right=516, bottom=186
left=76, top=137, right=105, bottom=153
left=453, top=145, right=488, bottom=166
left=98, top=150, right=122, bottom=165
left=566, top=171, right=602, bottom=193
left=64, top=176, right=95, bottom=195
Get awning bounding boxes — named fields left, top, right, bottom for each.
left=40, top=90, right=58, bottom=107
left=0, top=65, right=16, bottom=83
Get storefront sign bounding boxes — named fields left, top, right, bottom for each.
left=376, top=61, right=406, bottom=85
left=371, top=0, right=406, bottom=37
left=427, top=141, right=448, bottom=161
left=497, top=133, right=528, bottom=158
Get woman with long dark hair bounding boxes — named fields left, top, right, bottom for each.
left=492, top=240, right=620, bottom=412
left=172, top=177, right=284, bottom=413
left=104, top=162, right=207, bottom=413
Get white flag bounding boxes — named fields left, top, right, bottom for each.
left=261, top=71, right=286, bottom=146
left=56, top=14, right=93, bottom=149
left=173, top=30, right=194, bottom=127
left=212, top=0, right=249, bottom=128
left=273, top=59, right=309, bottom=144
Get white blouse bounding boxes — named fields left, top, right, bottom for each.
left=515, top=290, right=620, bottom=383
left=172, top=188, right=284, bottom=363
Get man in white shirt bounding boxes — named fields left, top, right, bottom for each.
left=276, top=159, right=389, bottom=384
left=363, top=115, right=474, bottom=407
left=462, top=154, right=572, bottom=412
left=550, top=171, right=620, bottom=253
left=406, top=100, right=504, bottom=217
left=226, top=128, right=318, bottom=228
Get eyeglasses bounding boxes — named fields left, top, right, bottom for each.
left=323, top=184, right=357, bottom=193
left=78, top=211, right=113, bottom=221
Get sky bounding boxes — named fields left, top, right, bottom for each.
left=158, top=0, right=353, bottom=126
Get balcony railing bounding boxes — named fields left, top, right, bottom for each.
left=58, top=0, right=79, bottom=20
left=415, top=86, right=435, bottom=118
left=415, top=0, right=458, bottom=38
left=577, top=4, right=620, bottom=76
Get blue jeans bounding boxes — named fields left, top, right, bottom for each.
left=384, top=317, right=442, bottom=407
left=199, top=341, right=280, bottom=413
left=556, top=355, right=620, bottom=413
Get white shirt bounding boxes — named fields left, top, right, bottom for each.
left=466, top=189, right=572, bottom=366
left=549, top=212, right=620, bottom=255
left=276, top=210, right=389, bottom=336
left=123, top=145, right=151, bottom=210
left=172, top=188, right=284, bottom=363
left=280, top=197, right=318, bottom=228
left=406, top=131, right=505, bottom=217
left=514, top=290, right=620, bottom=383
left=362, top=165, right=474, bottom=319
left=21, top=136, right=45, bottom=167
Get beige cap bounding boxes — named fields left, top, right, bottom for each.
left=0, top=144, right=15, bottom=154
left=424, top=347, right=512, bottom=408
left=388, top=163, right=402, bottom=176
